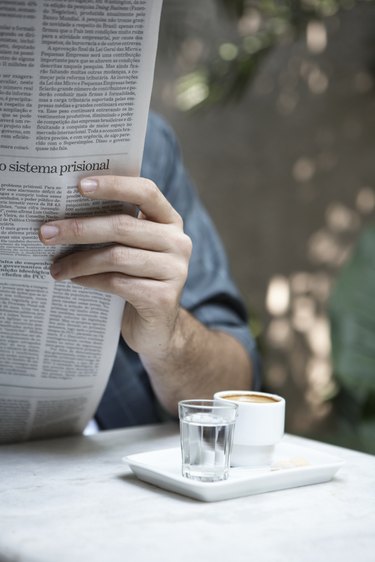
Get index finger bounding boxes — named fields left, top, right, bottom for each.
left=79, top=175, right=182, bottom=226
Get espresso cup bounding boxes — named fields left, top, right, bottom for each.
left=213, top=391, right=285, bottom=468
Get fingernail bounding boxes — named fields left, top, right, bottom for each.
left=41, top=225, right=59, bottom=239
left=50, top=262, right=62, bottom=278
left=80, top=178, right=98, bottom=193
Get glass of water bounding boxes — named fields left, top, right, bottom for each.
left=178, top=399, right=238, bottom=482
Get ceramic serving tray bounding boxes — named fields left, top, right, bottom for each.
left=123, top=440, right=344, bottom=502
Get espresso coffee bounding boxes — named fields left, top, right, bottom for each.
left=223, top=394, right=278, bottom=404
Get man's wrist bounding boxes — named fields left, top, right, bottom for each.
left=140, top=308, right=193, bottom=367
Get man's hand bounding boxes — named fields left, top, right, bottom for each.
left=39, top=175, right=192, bottom=358
left=39, top=174, right=252, bottom=414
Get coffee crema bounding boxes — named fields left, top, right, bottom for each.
left=222, top=394, right=278, bottom=404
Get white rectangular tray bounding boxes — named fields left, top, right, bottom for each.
left=124, top=440, right=344, bottom=502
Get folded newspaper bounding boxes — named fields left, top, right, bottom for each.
left=0, top=0, right=163, bottom=443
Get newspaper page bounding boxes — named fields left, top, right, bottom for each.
left=0, top=0, right=163, bottom=443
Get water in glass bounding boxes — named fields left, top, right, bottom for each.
left=180, top=412, right=235, bottom=482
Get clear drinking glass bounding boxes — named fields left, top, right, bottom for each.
left=178, top=399, right=238, bottom=482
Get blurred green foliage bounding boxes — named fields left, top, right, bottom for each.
left=329, top=225, right=375, bottom=454
left=160, top=0, right=374, bottom=109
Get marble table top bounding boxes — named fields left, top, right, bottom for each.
left=0, top=423, right=374, bottom=562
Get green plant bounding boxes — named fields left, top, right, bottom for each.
left=159, top=0, right=374, bottom=109
left=329, top=225, right=375, bottom=453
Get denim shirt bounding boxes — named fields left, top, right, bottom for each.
left=95, top=113, right=260, bottom=428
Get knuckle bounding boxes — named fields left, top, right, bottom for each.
left=174, top=212, right=184, bottom=229
left=70, top=217, right=84, bottom=239
left=107, top=245, right=126, bottom=267
left=182, top=233, right=193, bottom=257
left=182, top=258, right=190, bottom=278
left=141, top=178, right=159, bottom=200
left=111, top=214, right=131, bottom=238
left=174, top=230, right=192, bottom=258
left=175, top=259, right=189, bottom=281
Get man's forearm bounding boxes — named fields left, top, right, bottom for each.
left=140, top=307, right=253, bottom=416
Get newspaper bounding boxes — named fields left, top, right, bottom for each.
left=0, top=0, right=163, bottom=443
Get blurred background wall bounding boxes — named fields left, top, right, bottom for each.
left=150, top=0, right=375, bottom=452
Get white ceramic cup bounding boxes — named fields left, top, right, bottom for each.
left=214, top=390, right=285, bottom=467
